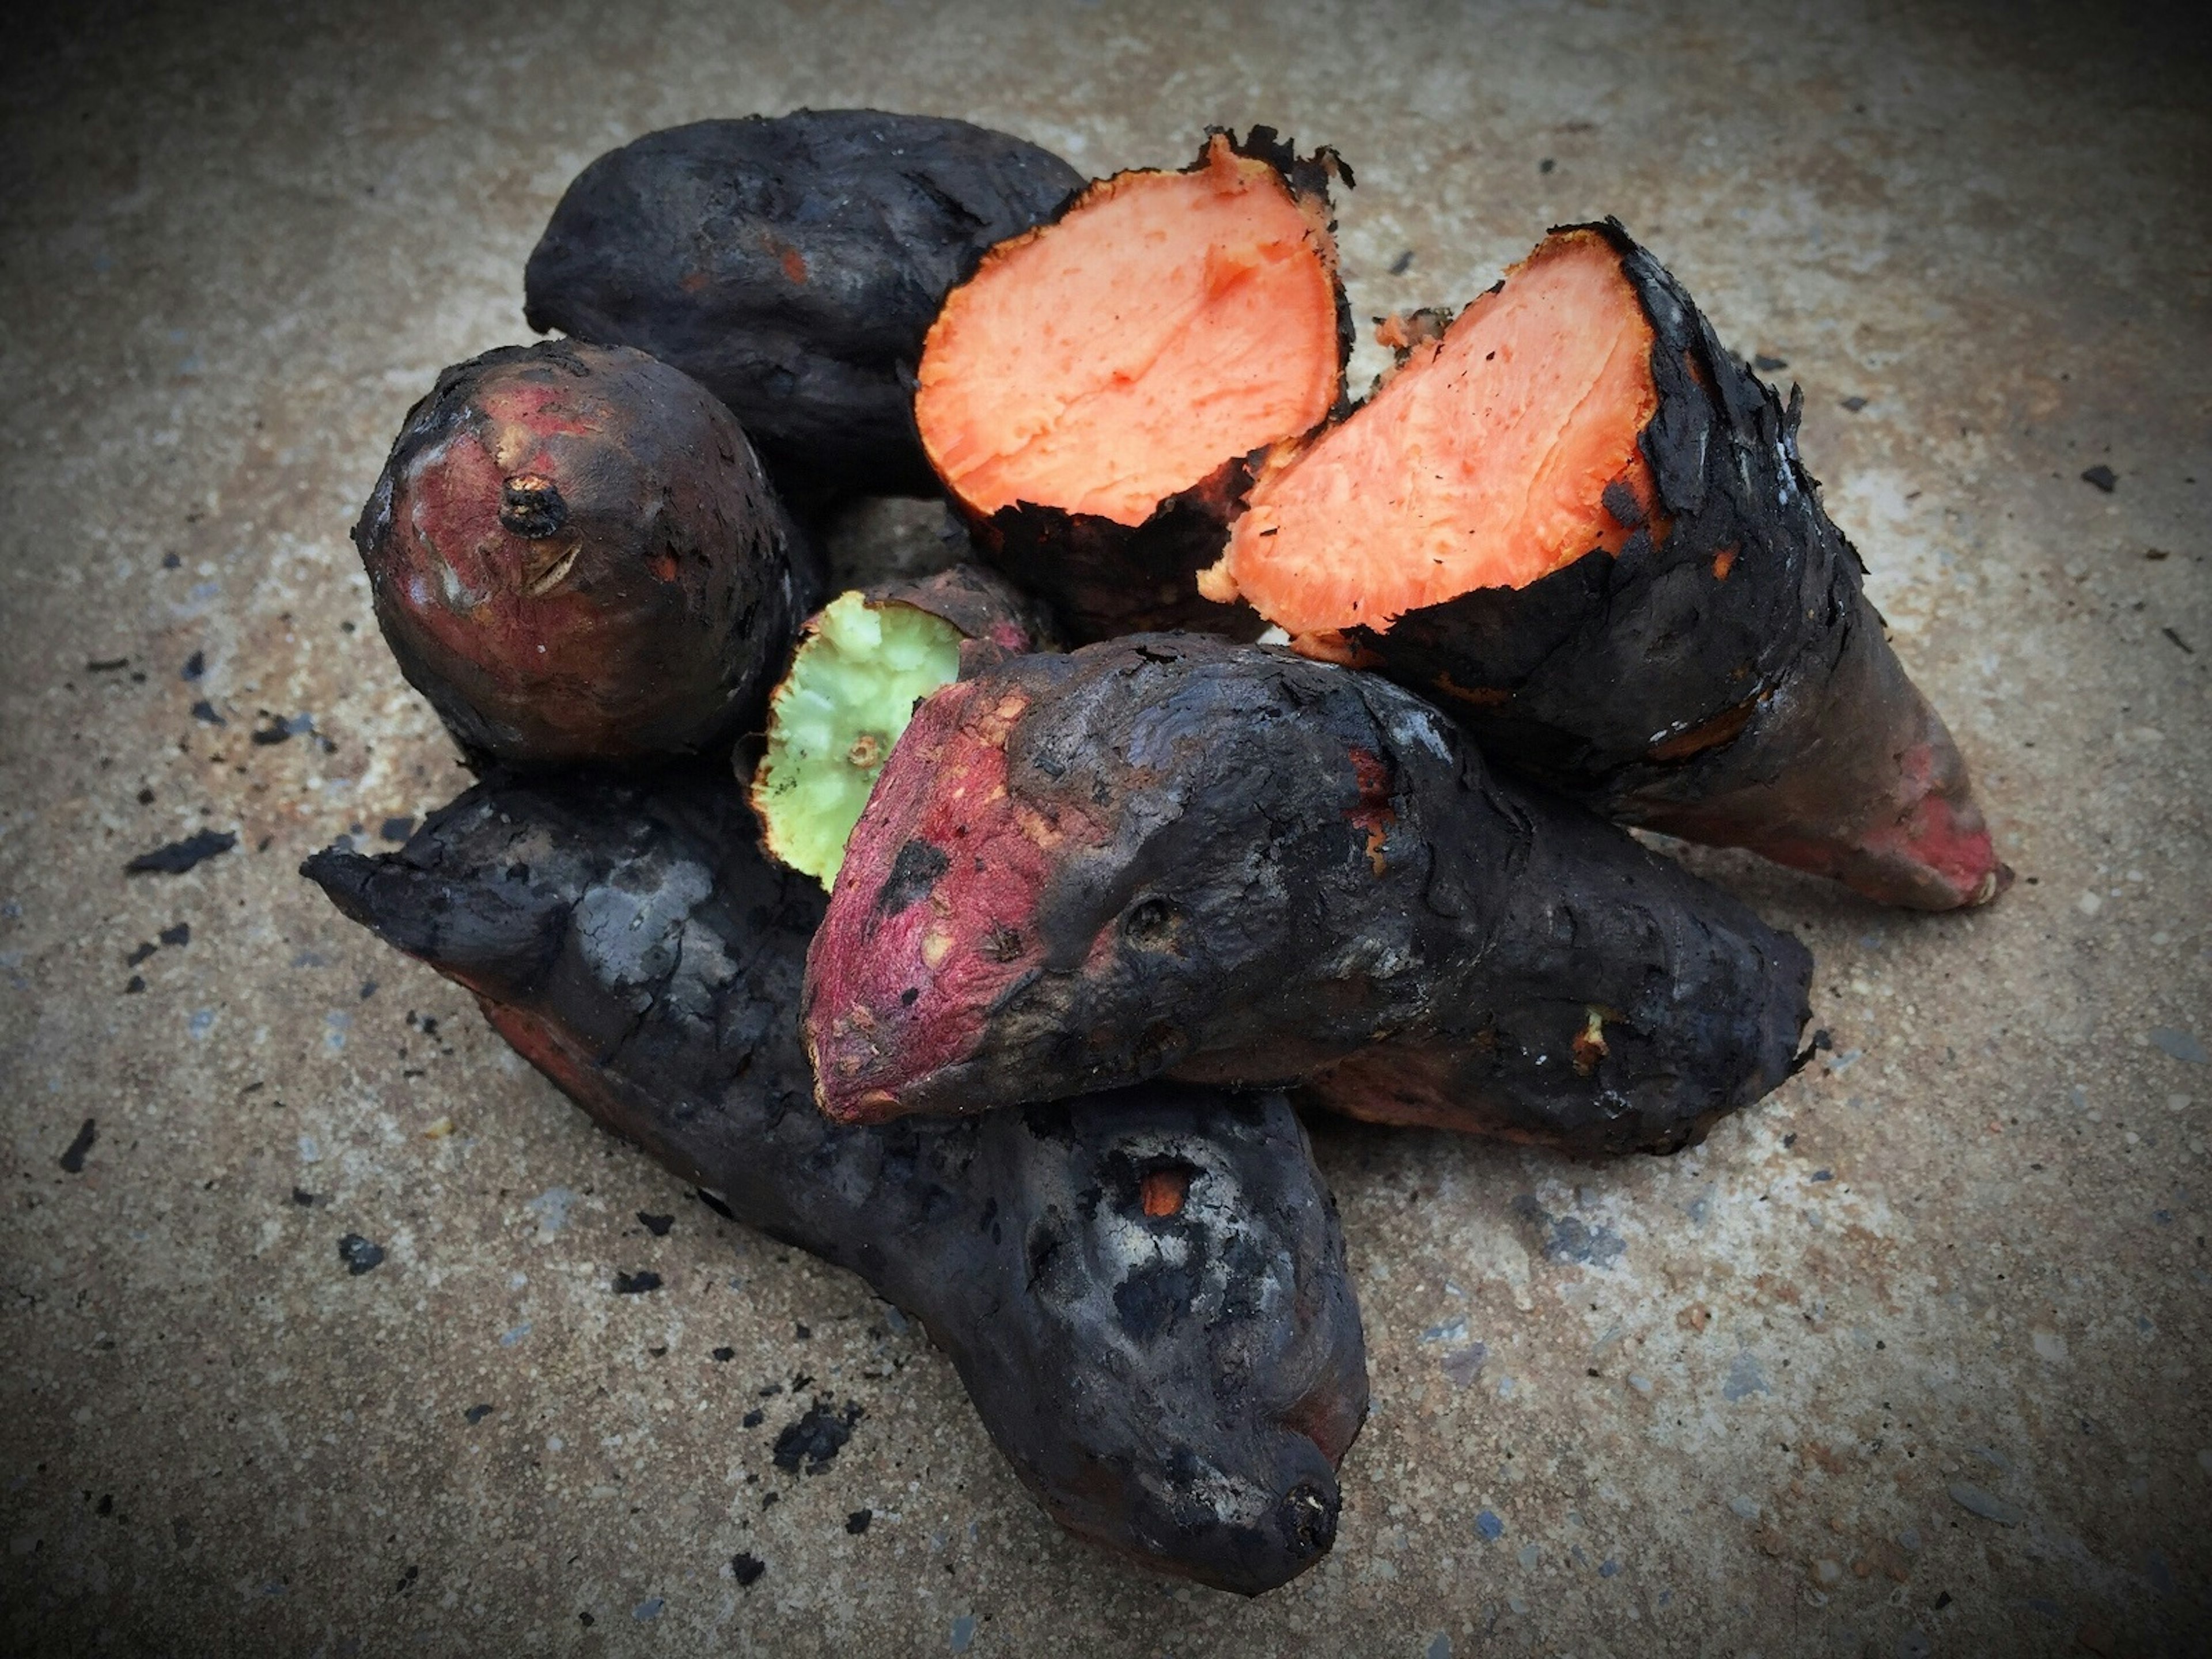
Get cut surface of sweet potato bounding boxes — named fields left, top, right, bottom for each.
left=1205, top=229, right=1658, bottom=637
left=917, top=132, right=1340, bottom=527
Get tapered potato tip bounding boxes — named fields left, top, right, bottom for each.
left=302, top=769, right=1366, bottom=1596
left=1201, top=221, right=2005, bottom=911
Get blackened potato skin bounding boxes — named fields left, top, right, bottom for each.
left=524, top=111, right=1084, bottom=507
left=301, top=768, right=1365, bottom=1597
left=805, top=635, right=1812, bottom=1153
left=1343, top=220, right=2003, bottom=911
left=354, top=340, right=809, bottom=770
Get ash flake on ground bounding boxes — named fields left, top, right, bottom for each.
left=1441, top=1343, right=1487, bottom=1388
left=1723, top=1351, right=1771, bottom=1401
left=949, top=1613, right=976, bottom=1652
left=730, top=1551, right=765, bottom=1587
left=1511, top=1194, right=1625, bottom=1266
left=612, top=1270, right=661, bottom=1295
left=632, top=1596, right=662, bottom=1622
left=1948, top=1482, right=2024, bottom=1526
left=2150, top=1027, right=2207, bottom=1065
left=525, top=1187, right=574, bottom=1235
left=1475, top=1509, right=1505, bottom=1540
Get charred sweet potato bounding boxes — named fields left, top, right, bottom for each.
left=524, top=111, right=1085, bottom=506
left=915, top=130, right=1350, bottom=639
left=301, top=771, right=1364, bottom=1596
left=1199, top=222, right=2004, bottom=911
left=804, top=634, right=1813, bottom=1153
left=751, top=565, right=1055, bottom=885
left=353, top=340, right=810, bottom=769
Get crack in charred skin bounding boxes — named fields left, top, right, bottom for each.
left=1343, top=748, right=1395, bottom=877
left=804, top=636, right=1812, bottom=1153
left=301, top=769, right=1367, bottom=1597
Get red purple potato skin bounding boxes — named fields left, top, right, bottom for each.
left=353, top=340, right=812, bottom=770
left=805, top=634, right=1813, bottom=1153
left=301, top=768, right=1366, bottom=1597
left=524, top=111, right=1085, bottom=508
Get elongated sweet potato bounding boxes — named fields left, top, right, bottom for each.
left=354, top=340, right=810, bottom=768
left=301, top=770, right=1365, bottom=1596
left=1199, top=222, right=2004, bottom=910
left=915, top=130, right=1350, bottom=639
left=524, top=111, right=1085, bottom=506
left=804, top=634, right=1812, bottom=1152
left=750, top=565, right=1055, bottom=885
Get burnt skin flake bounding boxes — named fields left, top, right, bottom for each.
left=300, top=769, right=1365, bottom=1596
left=805, top=635, right=1812, bottom=1153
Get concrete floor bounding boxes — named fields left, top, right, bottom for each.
left=3, top=1, right=2209, bottom=1653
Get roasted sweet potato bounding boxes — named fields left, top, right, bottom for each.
left=751, top=565, right=1055, bottom=885
left=353, top=340, right=810, bottom=768
left=1199, top=222, right=2005, bottom=910
left=804, top=635, right=1813, bottom=1152
left=524, top=111, right=1085, bottom=505
left=301, top=770, right=1365, bottom=1596
left=915, top=130, right=1350, bottom=639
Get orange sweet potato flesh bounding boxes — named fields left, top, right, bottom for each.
left=914, top=130, right=1348, bottom=640
left=919, top=132, right=1340, bottom=525
left=1206, top=230, right=1657, bottom=638
left=1200, top=219, right=2005, bottom=912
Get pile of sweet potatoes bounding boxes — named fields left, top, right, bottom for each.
left=312, top=111, right=2003, bottom=1595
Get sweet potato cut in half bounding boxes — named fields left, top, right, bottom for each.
left=1200, top=222, right=2006, bottom=911
left=750, top=565, right=1054, bottom=885
left=802, top=634, right=1812, bottom=1153
left=302, top=771, right=1365, bottom=1596
left=525, top=111, right=1084, bottom=507
left=916, top=130, right=1349, bottom=639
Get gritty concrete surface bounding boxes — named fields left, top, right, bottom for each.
left=3, top=1, right=2209, bottom=1653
